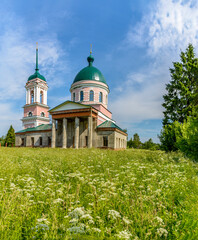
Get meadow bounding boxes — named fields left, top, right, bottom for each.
left=0, top=148, right=197, bottom=240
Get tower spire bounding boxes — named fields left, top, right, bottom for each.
left=90, top=44, right=92, bottom=55
left=35, top=42, right=39, bottom=72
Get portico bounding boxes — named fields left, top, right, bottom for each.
left=49, top=102, right=97, bottom=148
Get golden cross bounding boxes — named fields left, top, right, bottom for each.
left=36, top=42, right=38, bottom=50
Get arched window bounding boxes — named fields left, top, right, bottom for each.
left=73, top=92, right=75, bottom=102
left=90, top=90, right=94, bottom=101
left=31, top=91, right=34, bottom=103
left=99, top=92, right=103, bottom=103
left=80, top=91, right=84, bottom=101
left=41, top=112, right=45, bottom=117
left=28, top=112, right=32, bottom=117
left=40, top=91, right=43, bottom=104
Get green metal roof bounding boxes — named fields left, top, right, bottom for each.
left=97, top=120, right=124, bottom=132
left=28, top=71, right=46, bottom=81
left=16, top=124, right=51, bottom=134
left=28, top=48, right=46, bottom=82
left=73, top=54, right=107, bottom=84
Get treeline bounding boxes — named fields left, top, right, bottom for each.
left=127, top=133, right=160, bottom=150
left=159, top=44, right=198, bottom=161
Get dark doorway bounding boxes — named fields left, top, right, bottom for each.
left=85, top=136, right=88, bottom=147
left=103, top=136, right=108, bottom=147
left=31, top=137, right=34, bottom=147
left=48, top=137, right=51, bottom=147
left=39, top=137, right=42, bottom=146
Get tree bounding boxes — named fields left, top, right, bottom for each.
left=5, top=125, right=15, bottom=147
left=162, top=44, right=198, bottom=126
left=132, top=133, right=142, bottom=149
left=176, top=115, right=198, bottom=161
left=0, top=136, right=5, bottom=146
left=159, top=122, right=181, bottom=152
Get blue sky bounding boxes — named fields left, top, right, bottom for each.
left=0, top=0, right=198, bottom=143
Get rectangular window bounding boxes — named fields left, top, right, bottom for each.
left=39, top=137, right=42, bottom=146
left=103, top=136, right=108, bottom=147
left=21, top=138, right=24, bottom=146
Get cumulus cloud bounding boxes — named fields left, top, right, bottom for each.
left=112, top=0, right=198, bottom=127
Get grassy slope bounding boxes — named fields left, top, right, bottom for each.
left=0, top=148, right=198, bottom=240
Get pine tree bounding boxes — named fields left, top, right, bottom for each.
left=162, top=44, right=198, bottom=126
left=5, top=125, right=15, bottom=147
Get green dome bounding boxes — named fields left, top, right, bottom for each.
left=73, top=54, right=107, bottom=84
left=28, top=71, right=46, bottom=81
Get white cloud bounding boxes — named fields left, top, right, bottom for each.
left=112, top=0, right=198, bottom=127
left=127, top=0, right=198, bottom=56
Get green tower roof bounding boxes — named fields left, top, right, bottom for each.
left=28, top=46, right=46, bottom=82
left=73, top=54, right=107, bottom=84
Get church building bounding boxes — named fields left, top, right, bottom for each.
left=15, top=46, right=127, bottom=149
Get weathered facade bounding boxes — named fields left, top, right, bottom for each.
left=15, top=47, right=127, bottom=149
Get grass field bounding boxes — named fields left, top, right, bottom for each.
left=0, top=148, right=198, bottom=240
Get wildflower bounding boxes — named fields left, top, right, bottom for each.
left=123, top=217, right=132, bottom=225
left=68, top=207, right=85, bottom=219
left=155, top=216, right=164, bottom=224
left=68, top=224, right=85, bottom=234
left=53, top=198, right=64, bottom=204
left=116, top=230, right=132, bottom=239
left=108, top=210, right=121, bottom=220
left=92, top=227, right=101, bottom=233
left=157, top=228, right=168, bottom=238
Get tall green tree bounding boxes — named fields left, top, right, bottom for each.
left=5, top=125, right=15, bottom=147
left=132, top=133, right=142, bottom=149
left=162, top=44, right=198, bottom=126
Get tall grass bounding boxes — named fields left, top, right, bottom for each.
left=0, top=148, right=197, bottom=239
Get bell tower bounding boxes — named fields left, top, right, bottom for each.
left=22, top=43, right=50, bottom=129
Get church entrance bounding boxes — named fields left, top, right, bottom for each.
left=31, top=137, right=34, bottom=147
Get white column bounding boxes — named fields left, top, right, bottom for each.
left=88, top=116, right=92, bottom=148
left=74, top=117, right=79, bottom=149
left=36, top=86, right=40, bottom=103
left=43, top=90, right=47, bottom=105
left=26, top=89, right=28, bottom=104
left=34, top=86, right=36, bottom=103
left=62, top=118, right=67, bottom=148
left=52, top=119, right=56, bottom=148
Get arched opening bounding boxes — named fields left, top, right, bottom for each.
left=41, top=112, right=45, bottom=117
left=99, top=92, right=103, bottom=103
left=73, top=92, right=75, bottom=102
left=40, top=91, right=43, bottom=104
left=31, top=91, right=34, bottom=103
left=80, top=91, right=84, bottom=101
left=28, top=112, right=32, bottom=117
left=90, top=90, right=94, bottom=101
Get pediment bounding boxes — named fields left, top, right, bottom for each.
left=49, top=101, right=90, bottom=112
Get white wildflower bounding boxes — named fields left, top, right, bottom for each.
left=123, top=217, right=132, bottom=225
left=157, top=228, right=168, bottom=238
left=116, top=230, right=132, bottom=239
left=92, top=227, right=101, bottom=233
left=68, top=225, right=85, bottom=234
left=53, top=198, right=64, bottom=204
left=108, top=210, right=121, bottom=220
left=68, top=207, right=85, bottom=219
left=155, top=216, right=164, bottom=224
